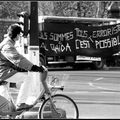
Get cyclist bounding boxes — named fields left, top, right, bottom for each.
left=0, top=23, right=50, bottom=111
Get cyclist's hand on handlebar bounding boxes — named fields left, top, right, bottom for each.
left=41, top=65, right=48, bottom=72
left=30, top=65, right=48, bottom=73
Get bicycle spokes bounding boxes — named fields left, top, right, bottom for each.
left=39, top=94, right=79, bottom=119
left=47, top=99, right=66, bottom=119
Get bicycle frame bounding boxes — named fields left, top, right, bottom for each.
left=35, top=71, right=66, bottom=118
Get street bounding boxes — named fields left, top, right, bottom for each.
left=10, top=70, right=120, bottom=119
left=58, top=70, right=120, bottom=119
left=1, top=0, right=120, bottom=119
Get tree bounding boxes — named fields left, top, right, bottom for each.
left=0, top=1, right=30, bottom=19
left=37, top=1, right=113, bottom=18
left=0, top=1, right=119, bottom=19
left=38, top=1, right=54, bottom=16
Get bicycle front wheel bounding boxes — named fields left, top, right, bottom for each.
left=38, top=94, right=79, bottom=119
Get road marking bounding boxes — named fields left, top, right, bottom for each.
left=88, top=77, right=109, bottom=91
left=88, top=77, right=120, bottom=92
left=88, top=79, right=111, bottom=91
left=95, top=77, right=104, bottom=81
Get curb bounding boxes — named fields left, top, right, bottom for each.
left=48, top=67, right=120, bottom=71
left=108, top=67, right=120, bottom=71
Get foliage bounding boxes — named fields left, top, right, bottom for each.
left=0, top=1, right=119, bottom=19
left=38, top=1, right=54, bottom=16
left=0, top=1, right=30, bottom=19
left=38, top=1, right=117, bottom=18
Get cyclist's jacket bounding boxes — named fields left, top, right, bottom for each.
left=0, top=35, right=33, bottom=81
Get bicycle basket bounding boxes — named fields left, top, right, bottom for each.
left=47, top=74, right=69, bottom=87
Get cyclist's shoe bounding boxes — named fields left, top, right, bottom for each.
left=16, top=103, right=33, bottom=111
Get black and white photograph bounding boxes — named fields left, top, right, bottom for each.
left=0, top=1, right=120, bottom=119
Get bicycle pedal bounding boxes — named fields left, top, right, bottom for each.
left=16, top=107, right=32, bottom=111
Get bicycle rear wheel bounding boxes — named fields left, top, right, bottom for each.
left=38, top=94, right=79, bottom=119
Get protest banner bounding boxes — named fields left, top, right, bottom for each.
left=39, top=21, right=120, bottom=58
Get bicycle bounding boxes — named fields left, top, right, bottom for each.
left=0, top=73, right=79, bottom=119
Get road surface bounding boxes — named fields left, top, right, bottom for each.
left=10, top=70, right=120, bottom=119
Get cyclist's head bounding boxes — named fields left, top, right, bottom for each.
left=7, top=23, right=22, bottom=39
